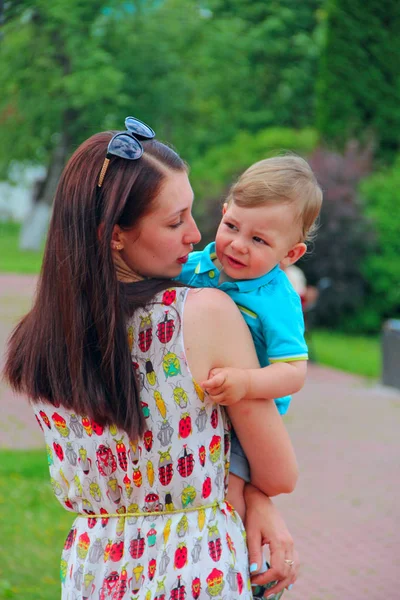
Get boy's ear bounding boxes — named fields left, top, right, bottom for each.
left=280, top=242, right=307, bottom=269
left=222, top=203, right=228, bottom=215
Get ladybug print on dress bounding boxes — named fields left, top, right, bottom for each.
left=139, top=314, right=153, bottom=352
left=162, top=288, right=176, bottom=306
left=177, top=445, right=195, bottom=478
left=157, top=311, right=175, bottom=344
left=158, top=447, right=174, bottom=486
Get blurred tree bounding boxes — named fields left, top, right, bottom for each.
left=208, top=0, right=324, bottom=130
left=316, top=0, right=400, bottom=162
left=0, top=0, right=131, bottom=247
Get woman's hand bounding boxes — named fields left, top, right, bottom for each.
left=244, top=484, right=299, bottom=596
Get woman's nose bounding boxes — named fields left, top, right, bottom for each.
left=185, top=216, right=201, bottom=245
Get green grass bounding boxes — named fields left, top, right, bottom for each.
left=0, top=221, right=44, bottom=274
left=0, top=450, right=72, bottom=600
left=310, top=329, right=380, bottom=379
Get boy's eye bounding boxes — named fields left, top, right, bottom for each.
left=253, top=236, right=267, bottom=245
left=170, top=220, right=183, bottom=229
left=225, top=222, right=238, bottom=231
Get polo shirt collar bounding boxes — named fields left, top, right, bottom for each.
left=197, top=242, right=281, bottom=292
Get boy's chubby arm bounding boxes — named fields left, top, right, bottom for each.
left=202, top=360, right=307, bottom=406
left=203, top=281, right=308, bottom=405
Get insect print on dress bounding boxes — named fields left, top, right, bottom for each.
left=113, top=438, right=128, bottom=471
left=129, top=529, right=145, bottom=559
left=142, top=491, right=163, bottom=513
left=178, top=412, right=192, bottom=439
left=156, top=310, right=175, bottom=344
left=106, top=477, right=122, bottom=505
left=39, top=410, right=51, bottom=429
left=88, top=478, right=102, bottom=502
left=52, top=412, right=70, bottom=437
left=154, top=575, right=167, bottom=599
left=195, top=407, right=207, bottom=432
left=162, top=351, right=182, bottom=379
left=99, top=570, right=119, bottom=600
left=81, top=416, right=93, bottom=437
left=96, top=444, right=117, bottom=477
left=157, top=419, right=174, bottom=447
left=177, top=445, right=195, bottom=478
left=158, top=446, right=174, bottom=486
left=172, top=385, right=189, bottom=409
left=207, top=523, right=222, bottom=562
left=174, top=544, right=188, bottom=570
left=181, top=483, right=197, bottom=508
left=131, top=564, right=145, bottom=594
left=145, top=359, right=157, bottom=386
left=170, top=575, right=187, bottom=600
left=138, top=313, right=153, bottom=352
left=82, top=571, right=96, bottom=597
left=148, top=557, right=157, bottom=581
left=162, top=288, right=177, bottom=306
left=78, top=447, right=92, bottom=474
left=192, top=576, right=202, bottom=599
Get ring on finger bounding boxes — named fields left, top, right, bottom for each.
left=284, top=559, right=295, bottom=567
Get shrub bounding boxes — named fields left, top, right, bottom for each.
left=300, top=142, right=375, bottom=330
left=358, top=157, right=400, bottom=331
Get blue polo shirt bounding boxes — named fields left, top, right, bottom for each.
left=178, top=242, right=308, bottom=415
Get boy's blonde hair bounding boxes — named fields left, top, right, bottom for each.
left=227, top=155, right=323, bottom=242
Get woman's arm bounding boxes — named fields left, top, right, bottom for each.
left=184, top=288, right=298, bottom=497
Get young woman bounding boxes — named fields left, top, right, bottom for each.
left=5, top=118, right=298, bottom=599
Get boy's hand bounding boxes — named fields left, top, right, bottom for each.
left=201, top=367, right=250, bottom=405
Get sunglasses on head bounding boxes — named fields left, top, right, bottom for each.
left=97, top=116, right=156, bottom=188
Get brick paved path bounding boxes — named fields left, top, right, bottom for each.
left=1, top=274, right=399, bottom=599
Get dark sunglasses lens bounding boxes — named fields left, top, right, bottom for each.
left=108, top=133, right=143, bottom=159
left=125, top=116, right=155, bottom=139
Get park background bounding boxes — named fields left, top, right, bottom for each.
left=0, top=1, right=399, bottom=599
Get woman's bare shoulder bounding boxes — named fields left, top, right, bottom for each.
left=186, top=287, right=239, bottom=319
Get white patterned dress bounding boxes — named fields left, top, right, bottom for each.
left=33, top=287, right=252, bottom=599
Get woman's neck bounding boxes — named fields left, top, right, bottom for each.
left=113, top=252, right=145, bottom=283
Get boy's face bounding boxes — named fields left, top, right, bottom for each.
left=215, top=201, right=305, bottom=280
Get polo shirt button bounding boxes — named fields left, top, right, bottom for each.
left=209, top=270, right=215, bottom=279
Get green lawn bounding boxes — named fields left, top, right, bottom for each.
left=310, top=329, right=380, bottom=379
left=0, top=221, right=44, bottom=274
left=0, top=450, right=72, bottom=600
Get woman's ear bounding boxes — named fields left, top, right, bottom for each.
left=110, top=225, right=124, bottom=251
left=280, top=243, right=307, bottom=269
left=222, top=203, right=228, bottom=215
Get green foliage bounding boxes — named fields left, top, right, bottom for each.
left=0, top=0, right=323, bottom=179
left=316, top=0, right=400, bottom=161
left=209, top=0, right=324, bottom=131
left=0, top=450, right=72, bottom=599
left=191, top=127, right=318, bottom=202
left=0, top=221, right=44, bottom=274
left=358, top=158, right=400, bottom=331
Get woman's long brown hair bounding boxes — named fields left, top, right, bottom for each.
left=4, top=132, right=187, bottom=440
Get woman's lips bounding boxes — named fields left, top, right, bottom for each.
left=177, top=255, right=188, bottom=264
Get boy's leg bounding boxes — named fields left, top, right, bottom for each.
left=227, top=473, right=246, bottom=521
